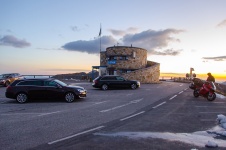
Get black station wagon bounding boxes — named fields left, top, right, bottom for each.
left=5, top=78, right=87, bottom=103
left=92, top=75, right=140, bottom=90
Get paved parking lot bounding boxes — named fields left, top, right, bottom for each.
left=0, top=81, right=226, bottom=150
left=40, top=87, right=226, bottom=150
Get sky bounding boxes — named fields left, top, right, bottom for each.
left=0, top=0, right=226, bottom=80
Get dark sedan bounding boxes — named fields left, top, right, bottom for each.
left=5, top=78, right=87, bottom=103
left=92, top=75, right=140, bottom=90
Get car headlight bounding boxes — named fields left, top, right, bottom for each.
left=0, top=79, right=5, bottom=82
left=77, top=89, right=85, bottom=93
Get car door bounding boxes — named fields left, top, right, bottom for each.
left=115, top=76, right=129, bottom=88
left=105, top=76, right=118, bottom=88
left=43, top=80, right=64, bottom=99
left=18, top=80, right=45, bottom=99
left=109, top=76, right=120, bottom=88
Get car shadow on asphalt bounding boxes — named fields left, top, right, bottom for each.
left=2, top=98, right=85, bottom=104
left=90, top=88, right=138, bottom=91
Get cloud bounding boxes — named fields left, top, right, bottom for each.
left=122, top=29, right=184, bottom=49
left=62, top=28, right=184, bottom=56
left=62, top=35, right=117, bottom=54
left=109, top=29, right=126, bottom=36
left=109, top=27, right=139, bottom=36
left=151, top=48, right=183, bottom=56
left=217, top=19, right=226, bottom=27
left=0, top=35, right=31, bottom=48
left=36, top=47, right=63, bottom=51
left=202, top=56, right=226, bottom=61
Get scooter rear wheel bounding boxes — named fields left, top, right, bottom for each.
left=207, top=92, right=216, bottom=101
left=193, top=90, right=199, bottom=97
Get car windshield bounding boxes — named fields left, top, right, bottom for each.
left=54, top=79, right=67, bottom=86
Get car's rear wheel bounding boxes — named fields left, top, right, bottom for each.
left=65, top=92, right=75, bottom=102
left=101, top=84, right=108, bottom=90
left=131, top=83, right=137, bottom=89
left=16, top=93, right=28, bottom=103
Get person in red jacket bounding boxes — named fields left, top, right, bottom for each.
left=207, top=72, right=215, bottom=82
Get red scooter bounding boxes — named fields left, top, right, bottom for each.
left=189, top=78, right=216, bottom=101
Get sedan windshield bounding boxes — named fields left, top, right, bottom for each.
left=54, top=79, right=67, bottom=86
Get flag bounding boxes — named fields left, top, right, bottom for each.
left=99, top=27, right=101, bottom=37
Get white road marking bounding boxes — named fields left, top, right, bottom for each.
left=178, top=91, right=184, bottom=94
left=130, top=98, right=143, bottom=103
left=48, top=126, right=105, bottom=145
left=152, top=101, right=166, bottom=109
left=120, top=111, right=145, bottom=121
left=95, top=101, right=108, bottom=105
left=126, top=93, right=133, bottom=96
left=179, top=84, right=183, bottom=86
left=184, top=88, right=188, bottom=90
left=100, top=98, right=143, bottom=113
left=169, top=95, right=177, bottom=100
left=38, top=111, right=62, bottom=116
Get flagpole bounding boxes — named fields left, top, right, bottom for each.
left=100, top=34, right=101, bottom=52
left=99, top=24, right=101, bottom=52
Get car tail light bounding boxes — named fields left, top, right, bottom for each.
left=94, top=80, right=98, bottom=84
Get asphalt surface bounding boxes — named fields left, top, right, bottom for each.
left=0, top=81, right=226, bottom=150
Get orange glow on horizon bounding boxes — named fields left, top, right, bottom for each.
left=160, top=72, right=226, bottom=82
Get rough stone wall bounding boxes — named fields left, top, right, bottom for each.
left=103, top=46, right=147, bottom=69
left=100, top=51, right=107, bottom=66
left=122, top=61, right=160, bottom=83
left=100, top=46, right=160, bottom=83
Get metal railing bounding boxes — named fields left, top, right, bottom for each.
left=22, top=75, right=53, bottom=79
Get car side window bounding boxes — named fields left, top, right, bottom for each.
left=17, top=81, right=42, bottom=86
left=101, top=77, right=108, bottom=81
left=116, top=76, right=125, bottom=81
left=110, top=77, right=117, bottom=80
left=17, top=81, right=31, bottom=85
left=34, top=81, right=42, bottom=86
left=44, top=81, right=57, bottom=87
left=101, top=77, right=116, bottom=80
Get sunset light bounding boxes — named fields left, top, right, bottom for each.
left=0, top=0, right=225, bottom=82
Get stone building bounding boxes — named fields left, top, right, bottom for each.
left=98, top=46, right=160, bottom=83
